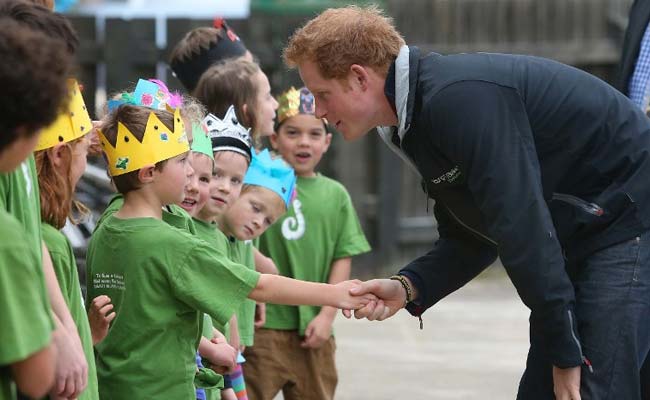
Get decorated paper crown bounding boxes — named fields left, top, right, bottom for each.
left=36, top=79, right=92, bottom=151
left=276, top=86, right=318, bottom=126
left=203, top=105, right=252, bottom=161
left=243, top=149, right=296, bottom=208
left=191, top=122, right=214, bottom=160
left=108, top=79, right=183, bottom=113
left=170, top=18, right=248, bottom=91
left=98, top=108, right=189, bottom=176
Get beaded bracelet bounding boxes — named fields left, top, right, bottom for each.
left=389, top=275, right=412, bottom=306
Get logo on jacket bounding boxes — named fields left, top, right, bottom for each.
left=281, top=199, right=305, bottom=240
left=431, top=166, right=461, bottom=185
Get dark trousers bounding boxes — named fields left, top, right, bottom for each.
left=517, top=232, right=650, bottom=399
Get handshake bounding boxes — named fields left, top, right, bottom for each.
left=333, top=276, right=418, bottom=322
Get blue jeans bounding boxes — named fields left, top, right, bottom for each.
left=517, top=232, right=650, bottom=399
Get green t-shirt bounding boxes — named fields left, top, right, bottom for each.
left=229, top=239, right=256, bottom=346
left=86, top=215, right=259, bottom=400
left=96, top=194, right=197, bottom=235
left=259, top=175, right=370, bottom=335
left=0, top=156, right=42, bottom=261
left=41, top=224, right=99, bottom=400
left=0, top=211, right=53, bottom=400
left=193, top=218, right=232, bottom=338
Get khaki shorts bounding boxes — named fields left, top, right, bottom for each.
left=242, top=328, right=337, bottom=400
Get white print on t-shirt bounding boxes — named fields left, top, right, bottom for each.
left=281, top=199, right=305, bottom=240
left=21, top=161, right=32, bottom=198
left=93, top=272, right=125, bottom=290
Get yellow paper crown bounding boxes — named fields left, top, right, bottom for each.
left=35, top=79, right=92, bottom=151
left=98, top=108, right=189, bottom=176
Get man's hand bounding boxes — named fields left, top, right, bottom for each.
left=301, top=313, right=334, bottom=349
left=51, top=326, right=88, bottom=399
left=88, top=295, right=116, bottom=345
left=333, top=280, right=378, bottom=310
left=553, top=365, right=581, bottom=400
left=344, top=279, right=407, bottom=321
left=254, top=302, right=266, bottom=328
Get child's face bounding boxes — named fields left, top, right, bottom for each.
left=179, top=152, right=212, bottom=217
left=154, top=151, right=193, bottom=205
left=0, top=129, right=40, bottom=173
left=197, top=151, right=248, bottom=221
left=271, top=114, right=331, bottom=177
left=221, top=186, right=286, bottom=240
left=252, top=70, right=279, bottom=137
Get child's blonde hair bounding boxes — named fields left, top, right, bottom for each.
left=284, top=5, right=405, bottom=79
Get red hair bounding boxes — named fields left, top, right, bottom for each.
left=36, top=138, right=89, bottom=229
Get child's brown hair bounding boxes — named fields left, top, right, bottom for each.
left=0, top=18, right=70, bottom=152
left=193, top=59, right=263, bottom=143
left=284, top=5, right=404, bottom=79
left=100, top=105, right=175, bottom=193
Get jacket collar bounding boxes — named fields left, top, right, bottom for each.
left=377, top=45, right=421, bottom=174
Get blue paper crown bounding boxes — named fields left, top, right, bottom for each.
left=243, top=149, right=296, bottom=208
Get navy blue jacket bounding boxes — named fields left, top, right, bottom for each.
left=383, top=46, right=650, bottom=368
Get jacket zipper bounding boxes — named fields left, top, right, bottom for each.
left=552, top=193, right=604, bottom=216
left=567, top=310, right=594, bottom=373
left=443, top=204, right=498, bottom=246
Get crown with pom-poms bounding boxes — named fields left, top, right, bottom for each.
left=107, top=79, right=183, bottom=113
left=203, top=105, right=252, bottom=161
left=35, top=79, right=92, bottom=151
left=243, top=149, right=296, bottom=208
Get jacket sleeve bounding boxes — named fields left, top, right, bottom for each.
left=421, top=80, right=583, bottom=368
left=400, top=201, right=497, bottom=316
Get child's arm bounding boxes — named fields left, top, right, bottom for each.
left=42, top=242, right=88, bottom=398
left=248, top=274, right=374, bottom=309
left=10, top=339, right=55, bottom=399
left=301, top=257, right=351, bottom=349
left=228, top=314, right=240, bottom=352
left=253, top=248, right=278, bottom=275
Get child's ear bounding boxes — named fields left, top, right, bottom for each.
left=322, top=132, right=333, bottom=153
left=137, top=164, right=156, bottom=184
left=50, top=142, right=69, bottom=168
left=269, top=132, right=280, bottom=150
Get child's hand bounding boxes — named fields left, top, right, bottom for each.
left=254, top=302, right=266, bottom=328
left=301, top=313, right=334, bottom=349
left=334, top=280, right=378, bottom=310
left=88, top=295, right=116, bottom=345
left=202, top=341, right=237, bottom=374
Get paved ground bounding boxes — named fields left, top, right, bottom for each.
left=331, top=267, right=531, bottom=399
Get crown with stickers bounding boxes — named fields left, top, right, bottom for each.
left=98, top=107, right=189, bottom=176
left=35, top=79, right=93, bottom=151
left=203, top=105, right=252, bottom=161
left=243, top=149, right=296, bottom=208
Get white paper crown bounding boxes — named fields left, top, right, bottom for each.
left=203, top=105, right=252, bottom=159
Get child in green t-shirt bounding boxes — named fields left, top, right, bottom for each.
left=89, top=104, right=374, bottom=400
left=33, top=79, right=101, bottom=400
left=244, top=87, right=371, bottom=400
left=181, top=106, right=241, bottom=399
left=0, top=19, right=71, bottom=400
